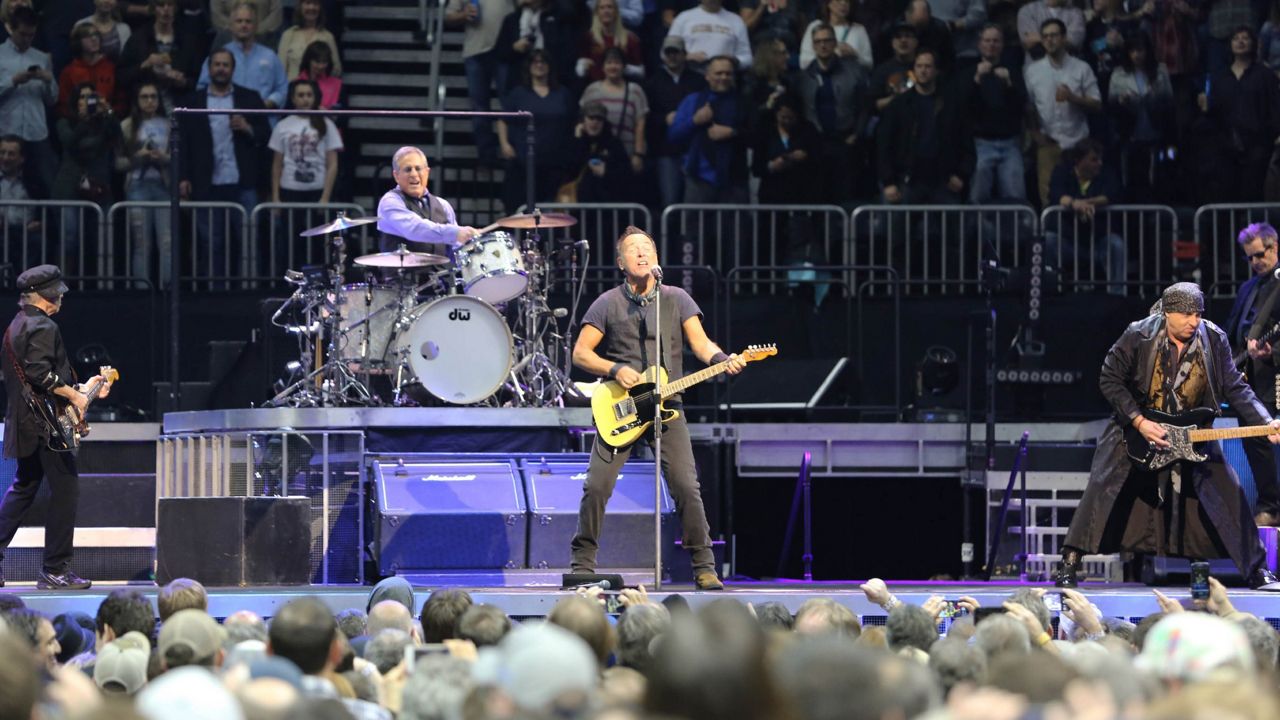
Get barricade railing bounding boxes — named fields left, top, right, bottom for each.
left=1039, top=204, right=1179, bottom=295
left=250, top=203, right=372, bottom=284
left=661, top=204, right=849, bottom=295
left=1195, top=204, right=1280, bottom=298
left=850, top=204, right=1038, bottom=296
left=0, top=200, right=106, bottom=289
left=171, top=201, right=250, bottom=290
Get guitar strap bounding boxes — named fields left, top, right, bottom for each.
left=1247, top=278, right=1280, bottom=343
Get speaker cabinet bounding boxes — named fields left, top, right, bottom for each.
left=156, top=496, right=312, bottom=586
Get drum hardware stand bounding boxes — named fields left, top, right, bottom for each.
left=506, top=223, right=585, bottom=407
left=268, top=229, right=376, bottom=407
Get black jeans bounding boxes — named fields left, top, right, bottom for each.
left=571, top=414, right=715, bottom=573
left=0, top=445, right=79, bottom=572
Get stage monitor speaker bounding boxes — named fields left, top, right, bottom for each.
left=370, top=459, right=528, bottom=573
left=523, top=459, right=676, bottom=570
left=723, top=357, right=849, bottom=412
left=156, top=496, right=311, bottom=586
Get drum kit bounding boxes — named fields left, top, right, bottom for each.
left=266, top=209, right=587, bottom=408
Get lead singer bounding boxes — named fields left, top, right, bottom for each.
left=570, top=226, right=743, bottom=590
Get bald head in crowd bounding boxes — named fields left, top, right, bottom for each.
left=367, top=600, right=418, bottom=641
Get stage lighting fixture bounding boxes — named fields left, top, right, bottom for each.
left=918, top=345, right=959, bottom=396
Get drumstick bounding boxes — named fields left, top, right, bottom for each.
left=473, top=222, right=501, bottom=235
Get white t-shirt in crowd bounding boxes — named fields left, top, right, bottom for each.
left=268, top=115, right=345, bottom=192
left=666, top=6, right=752, bottom=69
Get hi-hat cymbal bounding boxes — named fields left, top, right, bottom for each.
left=353, top=246, right=450, bottom=268
left=494, top=211, right=578, bottom=229
left=298, top=215, right=379, bottom=237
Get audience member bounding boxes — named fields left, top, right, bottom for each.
left=52, top=611, right=96, bottom=665
left=666, top=0, right=753, bottom=70
left=420, top=589, right=473, bottom=644
left=1083, top=0, right=1135, bottom=92
left=362, top=629, right=411, bottom=675
left=223, top=610, right=270, bottom=646
left=53, top=80, right=122, bottom=268
left=156, top=578, right=208, bottom=623
left=739, top=0, right=803, bottom=53
left=563, top=100, right=631, bottom=200
left=179, top=47, right=270, bottom=285
left=868, top=21, right=918, bottom=111
left=580, top=45, right=650, bottom=179
left=644, top=34, right=704, bottom=208
left=967, top=23, right=1027, bottom=203
left=0, top=135, right=43, bottom=247
left=5, top=608, right=61, bottom=671
left=753, top=601, right=794, bottom=630
left=0, top=7, right=56, bottom=193
left=794, top=22, right=869, bottom=203
left=578, top=0, right=644, bottom=82
left=269, top=78, right=342, bottom=205
left=445, top=0, right=511, bottom=166
left=277, top=0, right=340, bottom=80
left=399, top=654, right=473, bottom=720
left=1207, top=0, right=1256, bottom=75
left=116, top=80, right=173, bottom=287
left=1261, top=1, right=1280, bottom=72
left=1025, top=17, right=1101, bottom=205
left=117, top=0, right=204, bottom=109
left=366, top=599, right=418, bottom=641
left=94, top=637, right=149, bottom=695
left=931, top=0, right=986, bottom=59
left=455, top=603, right=512, bottom=648
left=753, top=92, right=821, bottom=203
left=58, top=22, right=123, bottom=118
left=1045, top=137, right=1126, bottom=291
left=158, top=609, right=225, bottom=670
left=197, top=1, right=288, bottom=110
left=743, top=36, right=789, bottom=138
left=614, top=601, right=669, bottom=672
left=877, top=48, right=970, bottom=203
left=366, top=576, right=416, bottom=615
left=894, top=0, right=956, bottom=69
left=1107, top=32, right=1173, bottom=199
left=297, top=41, right=341, bottom=108
left=1017, top=0, right=1085, bottom=57
left=1200, top=25, right=1280, bottom=203
left=498, top=49, right=574, bottom=209
left=335, top=609, right=367, bottom=640
left=793, top=597, right=862, bottom=637
left=669, top=55, right=748, bottom=202
left=799, top=0, right=873, bottom=69
left=547, top=595, right=616, bottom=668
left=76, top=0, right=131, bottom=63
left=496, top=0, right=575, bottom=89
left=885, top=603, right=940, bottom=653
left=210, top=0, right=282, bottom=39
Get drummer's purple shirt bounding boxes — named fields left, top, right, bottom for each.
left=376, top=187, right=461, bottom=246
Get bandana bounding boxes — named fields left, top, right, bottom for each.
left=1159, top=282, right=1205, bottom=315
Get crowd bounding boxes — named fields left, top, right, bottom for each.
left=2, top=573, right=1279, bottom=720
left=0, top=0, right=345, bottom=282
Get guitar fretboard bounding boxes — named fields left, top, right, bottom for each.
left=655, top=359, right=733, bottom=397
left=1188, top=425, right=1280, bottom=442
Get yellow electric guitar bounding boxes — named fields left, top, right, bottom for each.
left=591, top=344, right=777, bottom=448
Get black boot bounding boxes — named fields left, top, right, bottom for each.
left=1053, top=547, right=1083, bottom=588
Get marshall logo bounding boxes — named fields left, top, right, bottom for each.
left=448, top=308, right=471, bottom=321
left=419, top=474, right=477, bottom=482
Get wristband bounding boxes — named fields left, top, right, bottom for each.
left=711, top=352, right=729, bottom=364
left=881, top=596, right=901, bottom=611
left=609, top=362, right=625, bottom=379
left=1034, top=631, right=1053, bottom=647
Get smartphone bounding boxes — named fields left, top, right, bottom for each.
left=1190, top=561, right=1211, bottom=601
left=403, top=643, right=449, bottom=671
left=972, top=606, right=1007, bottom=623
left=601, top=591, right=622, bottom=614
left=1042, top=591, right=1062, bottom=614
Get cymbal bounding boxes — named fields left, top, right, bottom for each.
left=353, top=246, right=450, bottom=268
left=494, top=211, right=578, bottom=229
left=298, top=215, right=379, bottom=237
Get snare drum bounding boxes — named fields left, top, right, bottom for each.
left=335, top=283, right=399, bottom=370
left=455, top=231, right=528, bottom=304
left=392, top=295, right=514, bottom=404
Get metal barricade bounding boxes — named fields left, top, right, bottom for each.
left=0, top=200, right=106, bottom=288
left=251, top=203, right=371, bottom=284
left=1195, top=204, right=1280, bottom=298
left=850, top=204, right=1037, bottom=295
left=176, top=201, right=249, bottom=290
left=661, top=204, right=848, bottom=295
left=1040, top=204, right=1177, bottom=295
left=108, top=201, right=175, bottom=289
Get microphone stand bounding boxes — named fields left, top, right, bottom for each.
left=651, top=265, right=663, bottom=590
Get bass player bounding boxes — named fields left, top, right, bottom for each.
left=1054, top=282, right=1280, bottom=590
left=0, top=265, right=111, bottom=589
left=569, top=226, right=743, bottom=590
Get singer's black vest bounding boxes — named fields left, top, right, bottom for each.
left=379, top=189, right=451, bottom=252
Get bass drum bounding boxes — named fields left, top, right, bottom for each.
left=393, top=295, right=513, bottom=404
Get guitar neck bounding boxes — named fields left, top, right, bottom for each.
left=657, top=359, right=732, bottom=397
left=1188, top=425, right=1278, bottom=442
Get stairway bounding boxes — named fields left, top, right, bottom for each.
left=342, top=0, right=506, bottom=225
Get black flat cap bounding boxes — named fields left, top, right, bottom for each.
left=17, top=264, right=68, bottom=298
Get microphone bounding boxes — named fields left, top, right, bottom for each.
left=541, top=307, right=569, bottom=318
left=650, top=265, right=663, bottom=280
left=575, top=579, right=614, bottom=590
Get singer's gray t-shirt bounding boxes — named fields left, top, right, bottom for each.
left=581, top=284, right=702, bottom=395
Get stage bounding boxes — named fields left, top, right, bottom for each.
left=6, top=580, right=1280, bottom=627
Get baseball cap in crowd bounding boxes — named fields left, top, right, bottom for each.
left=94, top=639, right=149, bottom=695
left=17, top=264, right=68, bottom=300
left=1135, top=613, right=1254, bottom=682
left=159, top=609, right=226, bottom=665
left=52, top=611, right=96, bottom=664
left=662, top=36, right=685, bottom=53
left=136, top=667, right=245, bottom=720
left=472, top=623, right=598, bottom=712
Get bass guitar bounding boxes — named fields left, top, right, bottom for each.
left=1123, top=406, right=1278, bottom=471
left=30, top=366, right=119, bottom=452
left=1233, top=321, right=1280, bottom=369
left=591, top=345, right=776, bottom=449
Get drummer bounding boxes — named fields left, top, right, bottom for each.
left=376, top=147, right=480, bottom=253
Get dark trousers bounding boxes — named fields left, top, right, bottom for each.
left=0, top=446, right=79, bottom=572
left=1243, top=435, right=1280, bottom=516
left=571, top=414, right=715, bottom=573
